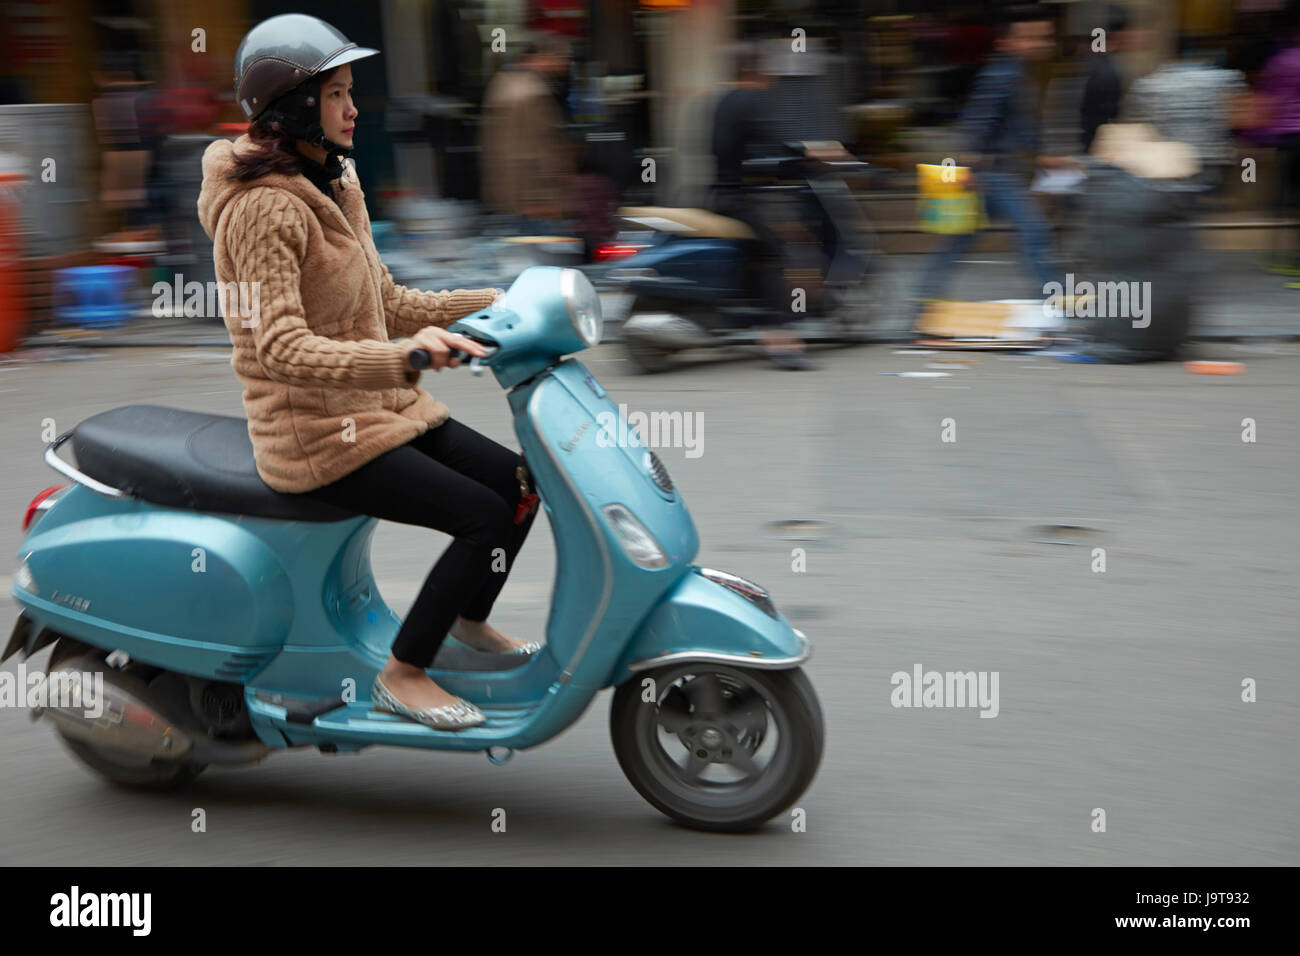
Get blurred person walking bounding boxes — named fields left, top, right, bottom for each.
left=1079, top=4, right=1148, bottom=152
left=911, top=8, right=1067, bottom=318
left=1255, top=2, right=1300, bottom=284
left=480, top=32, right=577, bottom=235
left=1125, top=34, right=1249, bottom=193
left=91, top=67, right=153, bottom=233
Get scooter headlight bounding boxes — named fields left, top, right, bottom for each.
left=561, top=268, right=602, bottom=347
left=601, top=504, right=667, bottom=568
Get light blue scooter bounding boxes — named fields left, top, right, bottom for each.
left=6, top=267, right=823, bottom=831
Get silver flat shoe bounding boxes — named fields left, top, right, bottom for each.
left=453, top=635, right=542, bottom=656
left=371, top=677, right=486, bottom=730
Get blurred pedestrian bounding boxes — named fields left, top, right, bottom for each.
left=1125, top=33, right=1248, bottom=192
left=91, top=68, right=152, bottom=233
left=479, top=31, right=577, bottom=234
left=1255, top=2, right=1300, bottom=283
left=912, top=7, right=1066, bottom=318
left=1079, top=4, right=1146, bottom=153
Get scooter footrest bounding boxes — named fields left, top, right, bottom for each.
left=253, top=691, right=346, bottom=725
left=310, top=701, right=535, bottom=740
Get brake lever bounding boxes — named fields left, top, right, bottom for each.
left=453, top=344, right=498, bottom=376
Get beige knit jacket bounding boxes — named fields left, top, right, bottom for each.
left=197, top=135, right=499, bottom=493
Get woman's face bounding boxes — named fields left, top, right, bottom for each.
left=319, top=64, right=358, bottom=149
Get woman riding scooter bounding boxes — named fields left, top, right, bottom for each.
left=198, top=13, right=538, bottom=730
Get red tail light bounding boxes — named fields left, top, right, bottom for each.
left=593, top=243, right=647, bottom=261
left=22, top=484, right=67, bottom=531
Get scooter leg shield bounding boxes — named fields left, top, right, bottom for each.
left=605, top=567, right=811, bottom=687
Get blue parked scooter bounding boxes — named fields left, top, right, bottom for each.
left=6, top=267, right=823, bottom=831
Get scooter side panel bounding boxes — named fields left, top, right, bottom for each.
left=617, top=239, right=746, bottom=303
left=14, top=486, right=294, bottom=679
left=603, top=567, right=811, bottom=687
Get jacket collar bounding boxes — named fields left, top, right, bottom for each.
left=298, top=150, right=347, bottom=200
left=228, top=135, right=366, bottom=240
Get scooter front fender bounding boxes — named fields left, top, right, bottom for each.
left=605, top=567, right=811, bottom=687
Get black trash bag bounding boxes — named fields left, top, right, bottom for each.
left=1073, top=160, right=1204, bottom=362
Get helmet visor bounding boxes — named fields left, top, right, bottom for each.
left=317, top=46, right=379, bottom=75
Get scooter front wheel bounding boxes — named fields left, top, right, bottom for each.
left=610, top=664, right=824, bottom=832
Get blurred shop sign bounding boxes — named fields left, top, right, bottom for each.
left=533, top=0, right=588, bottom=35
left=9, top=0, right=66, bottom=66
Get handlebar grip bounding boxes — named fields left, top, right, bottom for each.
left=408, top=340, right=489, bottom=370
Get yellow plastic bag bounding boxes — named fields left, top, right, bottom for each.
left=916, top=163, right=985, bottom=235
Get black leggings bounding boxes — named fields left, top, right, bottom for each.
left=306, top=418, right=538, bottom=669
left=711, top=186, right=789, bottom=326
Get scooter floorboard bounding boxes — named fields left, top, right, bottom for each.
left=252, top=698, right=541, bottom=750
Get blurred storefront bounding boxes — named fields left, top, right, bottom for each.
left=412, top=0, right=655, bottom=203
left=0, top=0, right=1293, bottom=264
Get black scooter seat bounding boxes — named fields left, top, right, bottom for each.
left=70, top=404, right=358, bottom=522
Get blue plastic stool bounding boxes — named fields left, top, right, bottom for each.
left=52, top=266, right=136, bottom=328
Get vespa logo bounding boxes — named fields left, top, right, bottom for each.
left=49, top=590, right=91, bottom=613
left=560, top=420, right=591, bottom=453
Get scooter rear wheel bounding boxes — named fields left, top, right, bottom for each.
left=610, top=664, right=824, bottom=832
left=623, top=338, right=676, bottom=374
left=46, top=637, right=207, bottom=791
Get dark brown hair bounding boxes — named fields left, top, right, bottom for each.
left=226, top=119, right=304, bottom=182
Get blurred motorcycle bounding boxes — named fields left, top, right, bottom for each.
left=600, top=142, right=904, bottom=372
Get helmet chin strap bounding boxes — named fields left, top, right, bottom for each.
left=304, top=119, right=354, bottom=159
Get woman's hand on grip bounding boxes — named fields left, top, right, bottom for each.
left=409, top=326, right=489, bottom=371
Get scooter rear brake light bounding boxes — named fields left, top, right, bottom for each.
left=593, top=243, right=648, bottom=261
left=22, top=484, right=68, bottom=532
